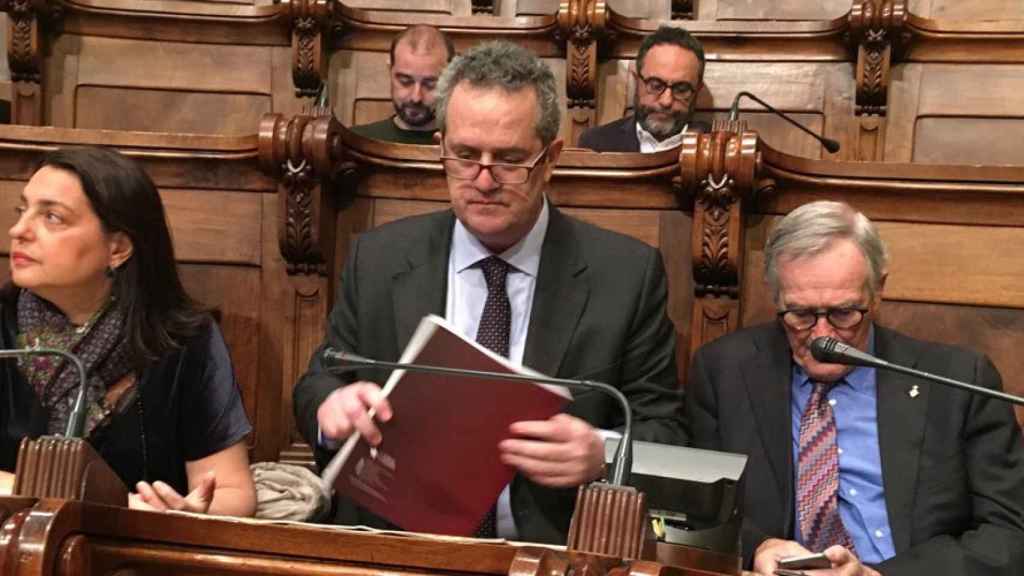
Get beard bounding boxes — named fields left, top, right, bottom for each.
left=634, top=93, right=692, bottom=140
left=394, top=99, right=435, bottom=128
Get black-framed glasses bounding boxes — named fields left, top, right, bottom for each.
left=635, top=72, right=697, bottom=102
left=440, top=143, right=550, bottom=185
left=777, top=306, right=869, bottom=331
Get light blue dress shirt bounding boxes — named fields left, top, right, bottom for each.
left=445, top=198, right=550, bottom=539
left=790, top=328, right=896, bottom=564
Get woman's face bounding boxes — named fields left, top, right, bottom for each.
left=9, top=166, right=122, bottom=308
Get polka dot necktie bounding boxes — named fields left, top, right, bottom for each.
left=797, top=381, right=855, bottom=554
left=473, top=255, right=510, bottom=538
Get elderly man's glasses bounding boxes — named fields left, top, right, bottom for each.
left=440, top=144, right=550, bottom=185
left=635, top=72, right=697, bottom=103
left=778, top=306, right=869, bottom=331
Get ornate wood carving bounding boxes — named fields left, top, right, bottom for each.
left=679, top=122, right=773, bottom=351
left=556, top=1, right=606, bottom=145
left=848, top=1, right=910, bottom=117
left=259, top=111, right=344, bottom=276
left=4, top=0, right=60, bottom=125
left=671, top=0, right=694, bottom=20
left=471, top=0, right=496, bottom=15
left=283, top=0, right=335, bottom=98
left=13, top=436, right=128, bottom=507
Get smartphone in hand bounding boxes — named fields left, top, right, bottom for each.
left=777, top=552, right=831, bottom=570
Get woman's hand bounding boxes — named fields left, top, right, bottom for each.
left=130, top=471, right=215, bottom=513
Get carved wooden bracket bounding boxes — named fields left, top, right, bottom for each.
left=282, top=0, right=335, bottom=98
left=556, top=1, right=606, bottom=144
left=679, top=122, right=774, bottom=350
left=259, top=112, right=344, bottom=275
left=3, top=0, right=61, bottom=125
left=848, top=1, right=910, bottom=117
left=671, top=0, right=694, bottom=20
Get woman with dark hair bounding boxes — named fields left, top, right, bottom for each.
left=0, top=146, right=256, bottom=516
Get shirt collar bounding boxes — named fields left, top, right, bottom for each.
left=795, top=324, right=876, bottom=392
left=636, top=120, right=688, bottom=153
left=451, top=196, right=549, bottom=277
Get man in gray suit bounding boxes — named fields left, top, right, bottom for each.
left=294, top=41, right=685, bottom=544
left=687, top=201, right=1024, bottom=575
left=577, top=25, right=709, bottom=153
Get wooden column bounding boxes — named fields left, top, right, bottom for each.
left=557, top=1, right=606, bottom=147
left=847, top=0, right=911, bottom=161
left=679, top=122, right=773, bottom=353
left=258, top=111, right=346, bottom=462
left=3, top=0, right=59, bottom=125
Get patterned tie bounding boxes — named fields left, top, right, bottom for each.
left=797, top=381, right=855, bottom=553
left=473, top=256, right=510, bottom=537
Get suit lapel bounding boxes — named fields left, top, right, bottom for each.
left=392, top=212, right=453, bottom=351
left=742, top=324, right=796, bottom=533
left=874, top=326, right=928, bottom=554
left=624, top=117, right=641, bottom=153
left=522, top=207, right=589, bottom=377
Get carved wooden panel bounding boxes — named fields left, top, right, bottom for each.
left=711, top=0, right=850, bottom=20
left=913, top=0, right=1024, bottom=19
left=342, top=0, right=467, bottom=14
left=43, top=34, right=280, bottom=134
left=886, top=64, right=1024, bottom=164
left=506, top=0, right=560, bottom=16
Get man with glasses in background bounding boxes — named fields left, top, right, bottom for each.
left=295, top=41, right=685, bottom=544
left=686, top=201, right=1024, bottom=575
left=578, top=25, right=708, bottom=152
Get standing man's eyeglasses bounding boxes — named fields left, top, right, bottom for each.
left=439, top=143, right=551, bottom=185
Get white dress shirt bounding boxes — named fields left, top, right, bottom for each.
left=445, top=198, right=550, bottom=539
left=636, top=121, right=689, bottom=153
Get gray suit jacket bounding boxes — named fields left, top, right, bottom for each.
left=294, top=206, right=686, bottom=543
left=577, top=116, right=711, bottom=152
left=686, top=322, right=1024, bottom=574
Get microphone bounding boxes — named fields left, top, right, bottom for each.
left=0, top=347, right=88, bottom=437
left=810, top=336, right=1024, bottom=406
left=728, top=91, right=840, bottom=154
left=322, top=348, right=635, bottom=486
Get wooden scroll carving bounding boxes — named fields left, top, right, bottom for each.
left=679, top=123, right=772, bottom=353
left=556, top=1, right=606, bottom=146
left=567, top=484, right=651, bottom=561
left=671, top=1, right=694, bottom=20
left=283, top=0, right=336, bottom=98
left=847, top=1, right=910, bottom=160
left=259, top=112, right=344, bottom=276
left=3, top=0, right=60, bottom=125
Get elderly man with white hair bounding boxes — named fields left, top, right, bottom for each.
left=687, top=200, right=1024, bottom=575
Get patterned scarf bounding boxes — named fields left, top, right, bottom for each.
left=15, top=289, right=134, bottom=437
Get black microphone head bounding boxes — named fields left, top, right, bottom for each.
left=810, top=336, right=841, bottom=363
left=822, top=138, right=841, bottom=154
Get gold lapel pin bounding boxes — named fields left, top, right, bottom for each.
left=909, top=385, right=920, bottom=398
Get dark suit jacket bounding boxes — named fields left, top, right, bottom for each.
left=294, top=206, right=686, bottom=544
left=576, top=116, right=710, bottom=152
left=686, top=322, right=1024, bottom=575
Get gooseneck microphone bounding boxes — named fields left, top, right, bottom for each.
left=0, top=347, right=89, bottom=437
left=728, top=91, right=841, bottom=154
left=810, top=336, right=1024, bottom=406
left=322, top=348, right=634, bottom=486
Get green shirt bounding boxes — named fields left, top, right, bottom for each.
left=350, top=117, right=437, bottom=145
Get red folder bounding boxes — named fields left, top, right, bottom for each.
left=326, top=315, right=570, bottom=536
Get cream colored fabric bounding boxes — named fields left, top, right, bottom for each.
left=252, top=461, right=331, bottom=522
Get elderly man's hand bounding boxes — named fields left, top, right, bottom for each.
left=753, top=540, right=879, bottom=576
left=498, top=414, right=605, bottom=487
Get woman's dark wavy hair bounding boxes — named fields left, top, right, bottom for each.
left=28, top=146, right=207, bottom=368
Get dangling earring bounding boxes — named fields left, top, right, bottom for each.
left=105, top=266, right=115, bottom=279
